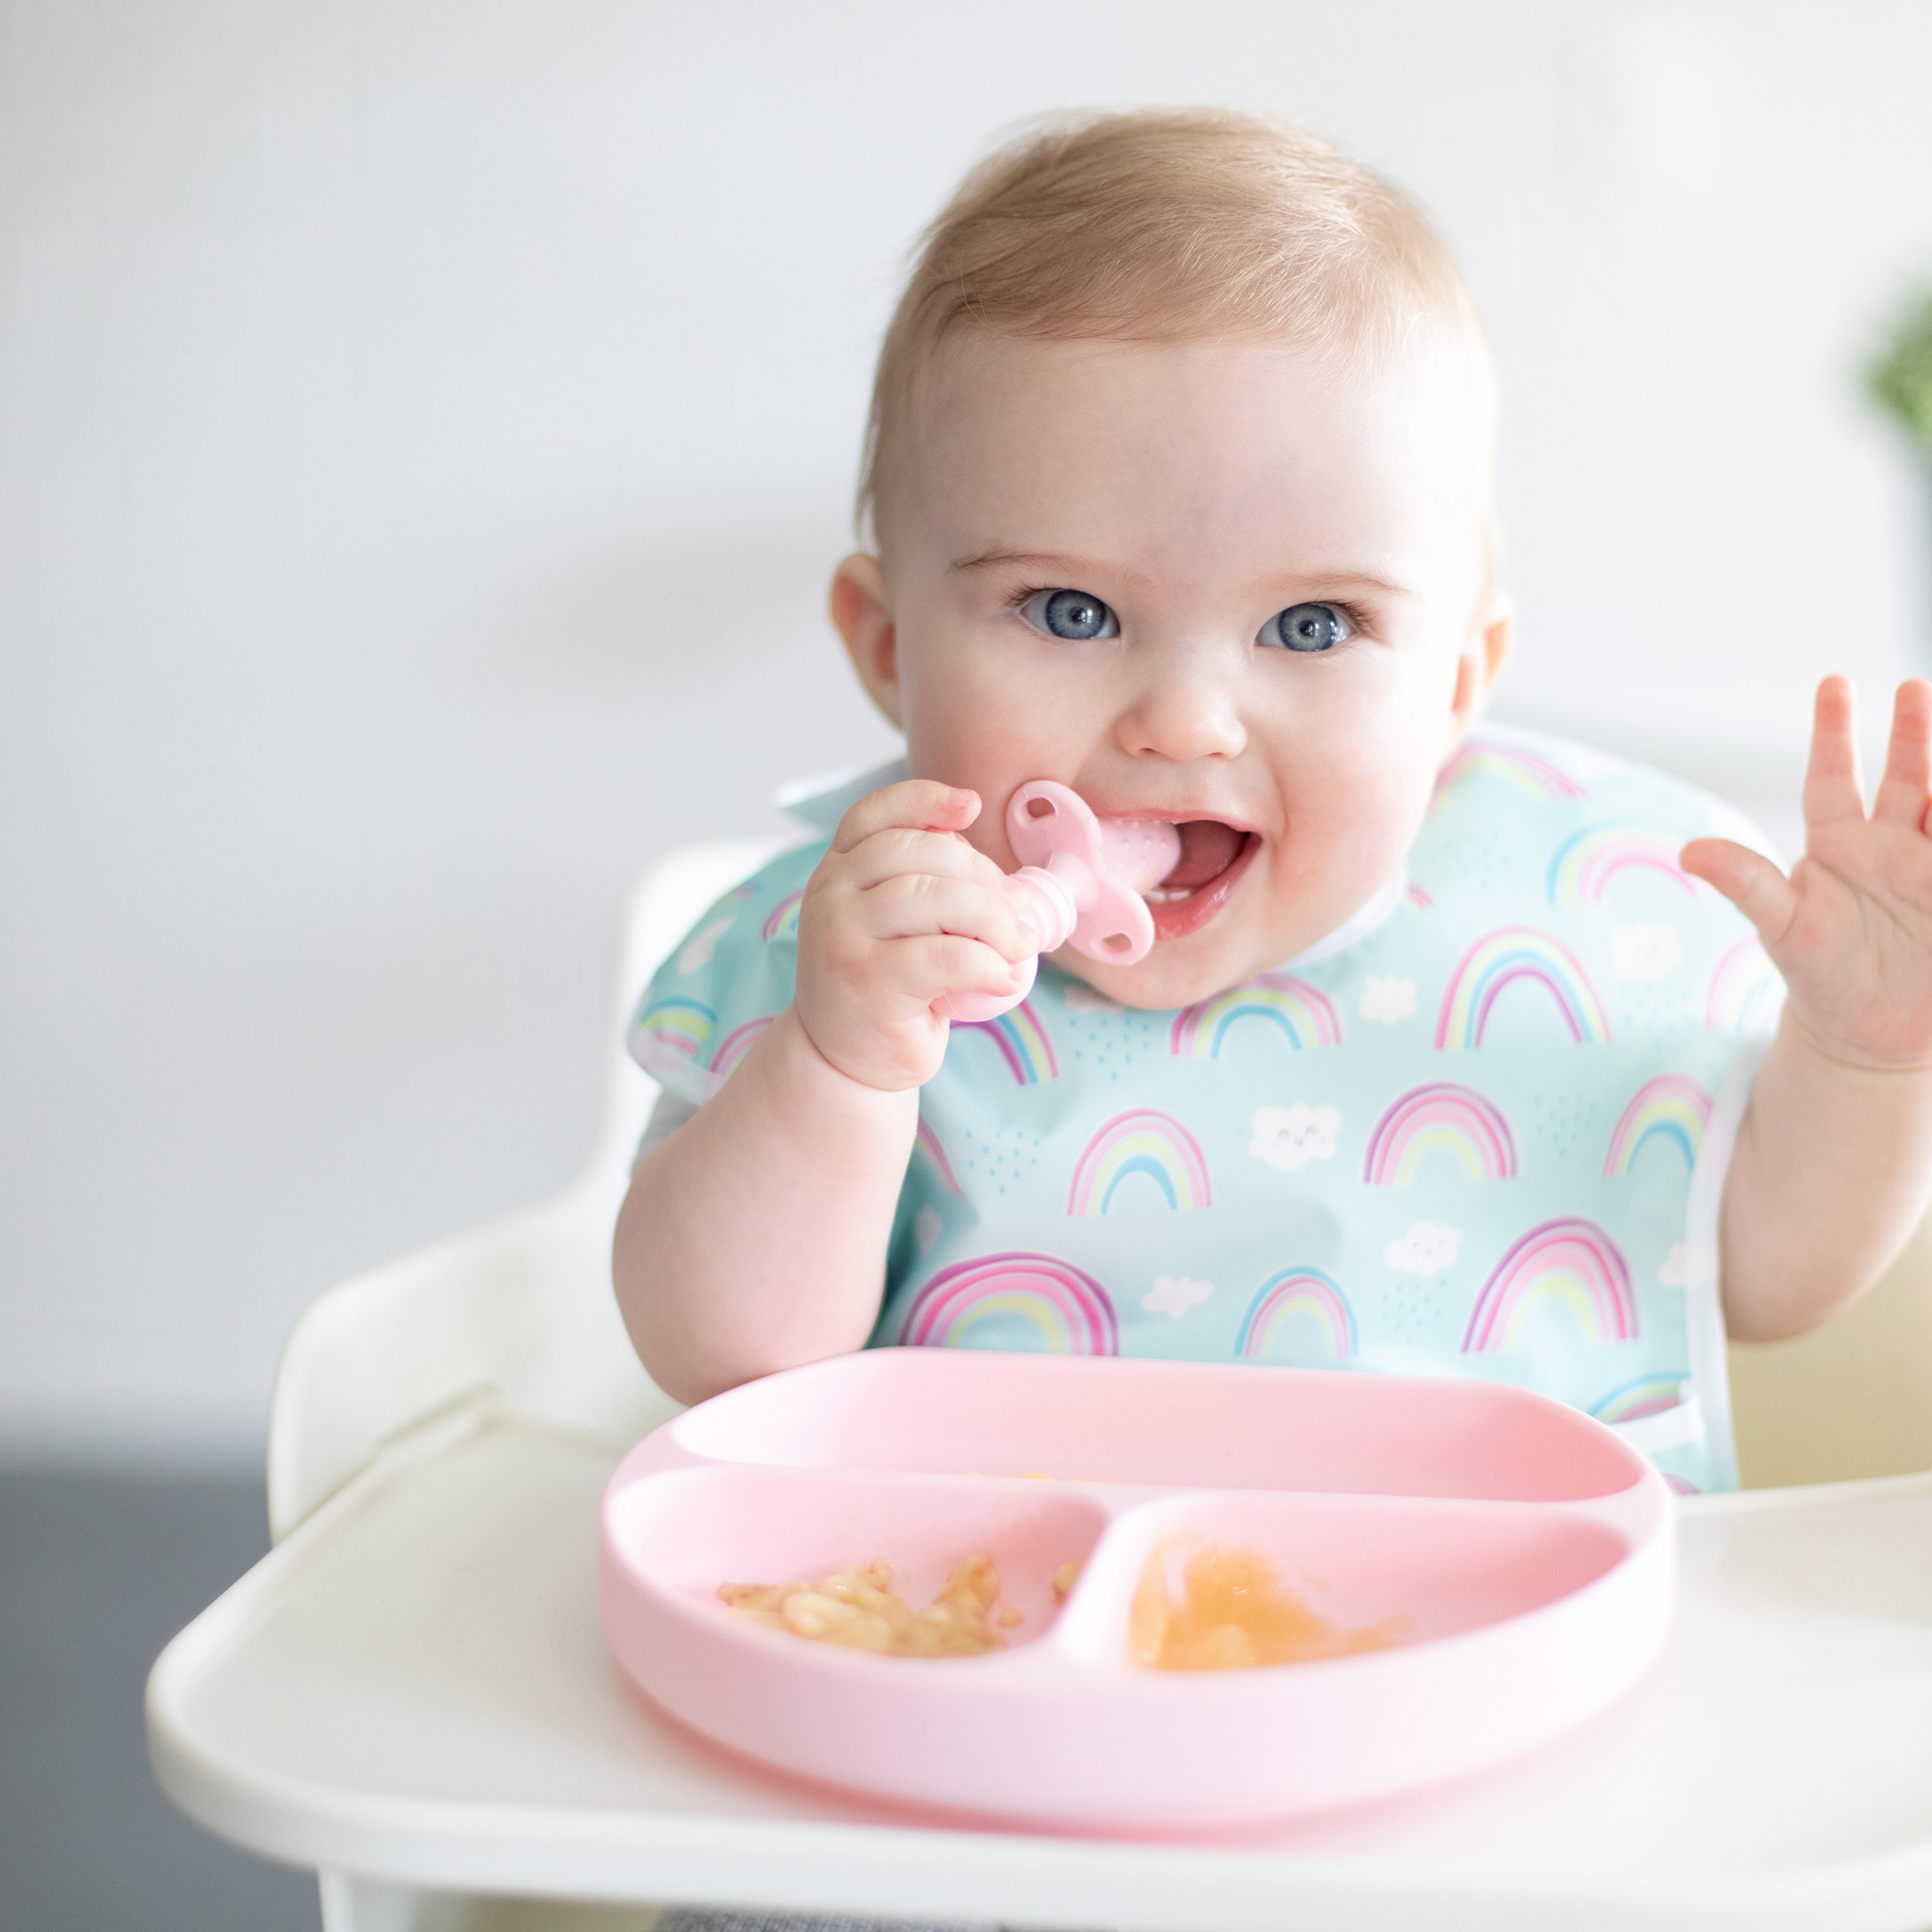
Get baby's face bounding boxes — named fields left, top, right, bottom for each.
left=838, top=331, right=1508, bottom=1009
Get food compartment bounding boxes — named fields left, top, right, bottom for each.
left=666, top=1348, right=1646, bottom=1501
left=602, top=1357, right=1676, bottom=1828
left=603, top=1463, right=1109, bottom=1654
left=1055, top=1490, right=1635, bottom=1670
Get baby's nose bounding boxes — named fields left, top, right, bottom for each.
left=1117, top=667, right=1246, bottom=762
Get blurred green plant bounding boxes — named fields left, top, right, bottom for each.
left=1871, top=289, right=1932, bottom=460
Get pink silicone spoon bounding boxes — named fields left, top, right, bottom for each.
left=938, top=781, right=1181, bottom=1023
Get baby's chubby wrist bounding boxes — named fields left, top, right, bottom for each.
left=770, top=1001, right=930, bottom=1109
left=1778, top=1000, right=1932, bottom=1083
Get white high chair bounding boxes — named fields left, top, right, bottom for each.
left=148, top=840, right=1932, bottom=1932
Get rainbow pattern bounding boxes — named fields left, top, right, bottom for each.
left=1603, top=1074, right=1712, bottom=1177
left=1435, top=927, right=1609, bottom=1049
left=913, top=1117, right=962, bottom=1194
left=722, top=881, right=756, bottom=902
left=1065, top=1109, right=1212, bottom=1215
left=634, top=996, right=715, bottom=1062
left=897, top=1251, right=1119, bottom=1353
left=1591, top=1374, right=1687, bottom=1425
left=1463, top=1218, right=1636, bottom=1352
left=707, top=1016, right=772, bottom=1081
left=1432, top=740, right=1584, bottom=810
left=1236, top=1268, right=1357, bottom=1360
left=1405, top=881, right=1435, bottom=910
left=761, top=890, right=805, bottom=942
left=958, top=1002, right=1059, bottom=1084
left=1170, top=973, right=1343, bottom=1058
left=1548, top=822, right=1698, bottom=906
left=1363, top=1083, right=1518, bottom=1185
left=1706, top=936, right=1780, bottom=1034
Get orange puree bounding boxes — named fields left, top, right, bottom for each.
left=1130, top=1543, right=1408, bottom=1671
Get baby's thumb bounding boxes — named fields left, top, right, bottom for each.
left=1679, top=837, right=1797, bottom=947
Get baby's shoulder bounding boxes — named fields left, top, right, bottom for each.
left=626, top=838, right=829, bottom=1103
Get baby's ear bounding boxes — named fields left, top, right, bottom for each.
left=1450, top=590, right=1515, bottom=732
left=829, top=553, right=902, bottom=728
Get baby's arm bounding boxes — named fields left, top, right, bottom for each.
left=1683, top=678, right=1932, bottom=1341
left=612, top=781, right=1037, bottom=1404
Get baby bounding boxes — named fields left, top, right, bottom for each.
left=613, top=110, right=1932, bottom=1497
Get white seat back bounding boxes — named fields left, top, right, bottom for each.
left=266, top=839, right=785, bottom=1537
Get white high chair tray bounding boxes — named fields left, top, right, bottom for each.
left=149, top=1392, right=1932, bottom=1932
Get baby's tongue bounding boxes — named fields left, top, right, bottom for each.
left=1162, top=820, right=1244, bottom=891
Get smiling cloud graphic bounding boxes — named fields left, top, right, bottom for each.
left=1250, top=1103, right=1340, bottom=1172
left=1143, top=1276, right=1213, bottom=1318
left=1359, top=976, right=1417, bottom=1023
left=1611, top=923, right=1684, bottom=980
left=1384, top=1221, right=1463, bottom=1276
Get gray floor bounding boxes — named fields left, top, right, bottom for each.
left=0, top=1463, right=322, bottom=1932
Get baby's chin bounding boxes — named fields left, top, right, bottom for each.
left=1047, top=931, right=1291, bottom=1012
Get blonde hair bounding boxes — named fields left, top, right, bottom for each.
left=860, top=108, right=1486, bottom=545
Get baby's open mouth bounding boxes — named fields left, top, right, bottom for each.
left=1144, top=821, right=1259, bottom=941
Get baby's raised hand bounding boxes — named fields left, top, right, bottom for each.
left=794, top=781, right=1039, bottom=1092
left=1682, top=677, right=1932, bottom=1070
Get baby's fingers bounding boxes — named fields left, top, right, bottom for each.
left=833, top=780, right=980, bottom=853
left=861, top=872, right=1038, bottom=962
left=1804, top=676, right=1866, bottom=835
left=1680, top=838, right=1798, bottom=947
left=838, top=823, right=1004, bottom=894
left=888, top=934, right=1031, bottom=1008
left=1873, top=680, right=1932, bottom=831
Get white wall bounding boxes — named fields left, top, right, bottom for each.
left=4, top=0, right=1928, bottom=1462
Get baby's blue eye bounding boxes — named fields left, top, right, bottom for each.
left=1022, top=587, right=1119, bottom=641
left=1262, top=603, right=1352, bottom=653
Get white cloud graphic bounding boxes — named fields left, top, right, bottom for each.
left=1250, top=1103, right=1340, bottom=1172
left=1063, top=980, right=1123, bottom=1014
left=677, top=916, right=735, bottom=977
left=1612, top=923, right=1684, bottom=980
left=1143, top=1275, right=1213, bottom=1318
left=1359, top=976, right=1417, bottom=1023
left=1384, top=1222, right=1463, bottom=1276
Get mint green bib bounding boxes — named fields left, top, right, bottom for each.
left=632, top=728, right=1780, bottom=1494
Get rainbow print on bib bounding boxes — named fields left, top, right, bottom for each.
left=1547, top=822, right=1700, bottom=906
left=1236, top=1268, right=1358, bottom=1361
left=708, top=1016, right=772, bottom=1082
left=1170, top=973, right=1342, bottom=1057
left=1604, top=1075, right=1713, bottom=1177
left=1706, top=936, right=1780, bottom=1035
left=912, top=1118, right=963, bottom=1195
left=634, top=995, right=715, bottom=1063
left=958, top=1002, right=1059, bottom=1085
left=1591, top=1373, right=1689, bottom=1426
left=1067, top=1110, right=1212, bottom=1215
left=760, top=891, right=804, bottom=942
left=1463, top=1219, right=1636, bottom=1353
left=1435, top=928, right=1609, bottom=1048
left=1433, top=738, right=1584, bottom=807
left=897, top=1252, right=1119, bottom=1354
left=1364, top=1083, right=1517, bottom=1185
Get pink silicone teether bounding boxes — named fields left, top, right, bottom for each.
left=937, top=781, right=1180, bottom=1023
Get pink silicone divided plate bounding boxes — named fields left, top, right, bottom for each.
left=599, top=1350, right=1671, bottom=1829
